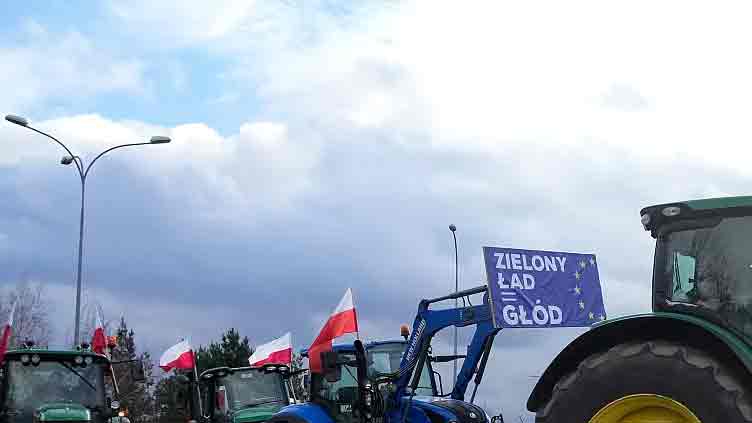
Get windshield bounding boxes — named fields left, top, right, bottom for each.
left=216, top=370, right=286, bottom=412
left=366, top=343, right=433, bottom=396
left=658, top=216, right=752, bottom=337
left=3, top=359, right=105, bottom=418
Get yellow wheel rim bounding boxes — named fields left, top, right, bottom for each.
left=589, top=394, right=701, bottom=423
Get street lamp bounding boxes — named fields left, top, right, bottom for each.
left=449, top=224, right=458, bottom=384
left=5, top=114, right=171, bottom=346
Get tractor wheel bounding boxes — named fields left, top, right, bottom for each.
left=535, top=340, right=752, bottom=423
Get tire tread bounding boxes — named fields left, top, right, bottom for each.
left=535, top=339, right=752, bottom=422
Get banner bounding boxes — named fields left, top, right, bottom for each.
left=483, top=246, right=606, bottom=328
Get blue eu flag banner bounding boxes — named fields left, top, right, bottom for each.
left=483, top=246, right=606, bottom=328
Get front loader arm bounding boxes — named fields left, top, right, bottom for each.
left=393, top=286, right=499, bottom=404
left=451, top=319, right=500, bottom=401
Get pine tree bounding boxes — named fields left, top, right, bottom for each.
left=111, top=317, right=155, bottom=421
left=290, top=352, right=308, bottom=401
left=154, top=375, right=192, bottom=423
left=195, top=328, right=254, bottom=373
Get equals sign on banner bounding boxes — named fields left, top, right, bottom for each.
left=501, top=291, right=517, bottom=302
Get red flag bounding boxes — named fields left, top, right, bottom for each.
left=0, top=301, right=17, bottom=365
left=309, top=288, right=358, bottom=373
left=160, top=340, right=195, bottom=371
left=91, top=308, right=107, bottom=355
left=249, top=332, right=292, bottom=366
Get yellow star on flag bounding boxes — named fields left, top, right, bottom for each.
left=579, top=300, right=585, bottom=309
left=574, top=271, right=582, bottom=280
left=589, top=257, right=596, bottom=266
left=573, top=286, right=581, bottom=295
left=588, top=312, right=595, bottom=320
left=579, top=260, right=586, bottom=269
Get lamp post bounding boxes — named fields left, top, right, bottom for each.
left=449, top=224, right=458, bottom=383
left=5, top=114, right=171, bottom=346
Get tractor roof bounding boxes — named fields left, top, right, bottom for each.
left=640, top=195, right=752, bottom=237
left=299, top=339, right=406, bottom=357
left=4, top=348, right=109, bottom=363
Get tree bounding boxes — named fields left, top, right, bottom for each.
left=0, top=281, right=51, bottom=347
left=195, top=328, right=254, bottom=373
left=154, top=375, right=192, bottom=423
left=111, top=317, right=155, bottom=422
left=290, top=352, right=308, bottom=401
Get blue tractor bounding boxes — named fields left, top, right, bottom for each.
left=268, top=285, right=504, bottom=423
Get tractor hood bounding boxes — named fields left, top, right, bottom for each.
left=230, top=403, right=286, bottom=423
left=408, top=397, right=489, bottom=423
left=35, top=403, right=92, bottom=422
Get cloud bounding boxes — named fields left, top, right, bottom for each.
left=0, top=20, right=149, bottom=115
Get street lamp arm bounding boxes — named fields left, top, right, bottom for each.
left=26, top=125, right=83, bottom=176
left=84, top=142, right=152, bottom=179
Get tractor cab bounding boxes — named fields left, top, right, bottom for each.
left=641, top=196, right=752, bottom=339
left=198, top=365, right=296, bottom=423
left=0, top=345, right=130, bottom=423
left=302, top=341, right=435, bottom=423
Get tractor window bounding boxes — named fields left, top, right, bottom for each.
left=659, top=215, right=752, bottom=337
left=672, top=252, right=697, bottom=302
left=219, top=370, right=286, bottom=411
left=367, top=344, right=434, bottom=396
left=4, top=359, right=105, bottom=421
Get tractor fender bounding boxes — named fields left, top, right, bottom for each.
left=526, top=312, right=752, bottom=413
left=267, top=403, right=334, bottom=423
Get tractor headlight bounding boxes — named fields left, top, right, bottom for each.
left=84, top=356, right=93, bottom=365
left=20, top=354, right=30, bottom=365
left=31, top=354, right=40, bottom=365
left=662, top=206, right=681, bottom=217
left=74, top=355, right=84, bottom=365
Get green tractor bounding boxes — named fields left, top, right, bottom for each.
left=176, top=365, right=299, bottom=423
left=0, top=342, right=144, bottom=423
left=527, top=196, right=752, bottom=422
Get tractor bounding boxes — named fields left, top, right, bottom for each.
left=527, top=195, right=752, bottom=422
left=267, top=285, right=504, bottom=423
left=0, top=342, right=145, bottom=423
left=194, top=365, right=300, bottom=423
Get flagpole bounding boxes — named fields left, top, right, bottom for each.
left=191, top=341, right=204, bottom=418
left=352, top=289, right=360, bottom=341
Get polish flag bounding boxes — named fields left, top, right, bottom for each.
left=0, top=301, right=17, bottom=365
left=308, top=288, right=358, bottom=373
left=160, top=340, right=195, bottom=371
left=91, top=308, right=107, bottom=355
left=249, top=332, right=292, bottom=366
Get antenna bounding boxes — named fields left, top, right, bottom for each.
left=449, top=224, right=458, bottom=384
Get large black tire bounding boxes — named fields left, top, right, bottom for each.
left=536, top=340, right=752, bottom=423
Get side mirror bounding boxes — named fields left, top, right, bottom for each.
left=491, top=414, right=504, bottom=423
left=130, top=360, right=146, bottom=382
left=321, top=351, right=341, bottom=383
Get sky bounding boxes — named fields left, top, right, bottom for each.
left=3, top=0, right=752, bottom=419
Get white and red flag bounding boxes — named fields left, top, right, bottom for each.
left=0, top=301, right=17, bottom=365
left=308, top=288, right=358, bottom=373
left=91, top=307, right=107, bottom=355
left=159, top=339, right=195, bottom=371
left=249, top=332, right=292, bottom=366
